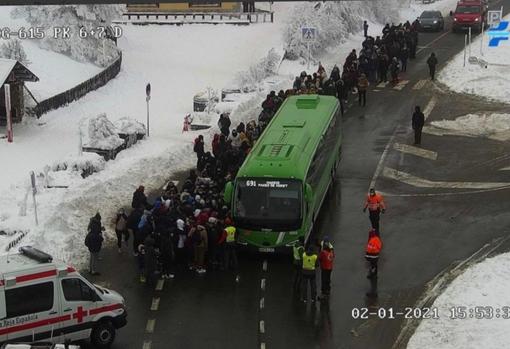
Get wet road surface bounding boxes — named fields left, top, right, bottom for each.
left=84, top=2, right=510, bottom=348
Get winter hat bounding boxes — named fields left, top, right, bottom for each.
left=195, top=195, right=201, bottom=202
left=208, top=217, right=217, bottom=224
left=176, top=219, right=185, bottom=231
left=200, top=199, right=206, bottom=206
left=94, top=212, right=101, bottom=220
left=165, top=199, right=171, bottom=208
left=194, top=209, right=201, bottom=217
left=138, top=185, right=145, bottom=191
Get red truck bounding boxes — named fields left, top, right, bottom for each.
left=452, top=0, right=488, bottom=33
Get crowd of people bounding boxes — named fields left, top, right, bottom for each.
left=84, top=20, right=427, bottom=297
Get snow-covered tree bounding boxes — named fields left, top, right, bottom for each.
left=11, top=5, right=123, bottom=67
left=283, top=0, right=400, bottom=60
left=236, top=48, right=282, bottom=90
left=0, top=39, right=30, bottom=65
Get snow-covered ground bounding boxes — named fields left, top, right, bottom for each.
left=438, top=14, right=510, bottom=104
left=0, top=7, right=101, bottom=100
left=0, top=3, right=294, bottom=264
left=425, top=113, right=510, bottom=141
left=407, top=252, right=510, bottom=349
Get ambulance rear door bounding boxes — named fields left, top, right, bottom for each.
left=5, top=279, right=62, bottom=342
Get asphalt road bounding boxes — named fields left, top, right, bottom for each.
left=85, top=2, right=510, bottom=348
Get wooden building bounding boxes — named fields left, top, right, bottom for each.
left=0, top=58, right=39, bottom=125
left=127, top=2, right=241, bottom=13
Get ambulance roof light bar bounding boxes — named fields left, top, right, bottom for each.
left=18, top=246, right=53, bottom=263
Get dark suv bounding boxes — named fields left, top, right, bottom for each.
left=418, top=10, right=445, bottom=31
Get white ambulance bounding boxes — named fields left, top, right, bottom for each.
left=0, top=247, right=127, bottom=348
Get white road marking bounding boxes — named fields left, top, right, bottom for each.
left=392, top=80, right=410, bottom=91
left=373, top=89, right=381, bottom=92
left=500, top=166, right=510, bottom=171
left=155, top=279, right=165, bottom=291
left=376, top=81, right=389, bottom=88
left=416, top=30, right=450, bottom=54
left=262, top=260, right=267, bottom=272
left=412, top=79, right=427, bottom=90
left=261, top=343, right=266, bottom=349
left=260, top=297, right=265, bottom=309
left=423, top=96, right=437, bottom=120
left=368, top=127, right=399, bottom=191
left=150, top=297, right=160, bottom=311
left=142, top=341, right=152, bottom=349
left=259, top=320, right=265, bottom=334
left=261, top=278, right=266, bottom=291
left=146, top=319, right=156, bottom=333
left=383, top=167, right=510, bottom=189
left=393, top=143, right=438, bottom=160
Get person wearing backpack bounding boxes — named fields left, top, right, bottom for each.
left=115, top=208, right=128, bottom=253
left=85, top=213, right=104, bottom=276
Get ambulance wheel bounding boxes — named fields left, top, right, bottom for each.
left=91, top=320, right=116, bottom=348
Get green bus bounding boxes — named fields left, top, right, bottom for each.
left=224, top=94, right=342, bottom=252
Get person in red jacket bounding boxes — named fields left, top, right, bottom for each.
left=365, top=228, right=382, bottom=279
left=363, top=188, right=386, bottom=232
left=318, top=243, right=335, bottom=299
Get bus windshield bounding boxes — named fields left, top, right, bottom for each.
left=234, top=179, right=302, bottom=231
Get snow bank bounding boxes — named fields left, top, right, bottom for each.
left=114, top=117, right=146, bottom=135
left=428, top=113, right=510, bottom=141
left=82, top=113, right=124, bottom=150
left=52, top=152, right=105, bottom=178
left=438, top=14, right=510, bottom=104
left=407, top=252, right=510, bottom=349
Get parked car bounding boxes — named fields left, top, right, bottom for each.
left=422, top=0, right=435, bottom=4
left=418, top=10, right=445, bottom=31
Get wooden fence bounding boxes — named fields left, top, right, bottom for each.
left=34, top=52, right=123, bottom=117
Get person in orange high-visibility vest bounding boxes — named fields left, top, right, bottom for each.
left=365, top=228, right=382, bottom=279
left=363, top=188, right=386, bottom=232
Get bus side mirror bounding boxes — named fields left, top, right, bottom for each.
left=304, top=184, right=313, bottom=202
left=224, top=181, right=234, bottom=204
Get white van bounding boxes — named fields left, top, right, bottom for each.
left=0, top=247, right=127, bottom=348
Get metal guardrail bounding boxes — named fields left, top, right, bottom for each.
left=118, top=10, right=274, bottom=24
left=34, top=52, right=123, bottom=118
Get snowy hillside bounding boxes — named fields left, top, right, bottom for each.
left=0, top=7, right=101, bottom=100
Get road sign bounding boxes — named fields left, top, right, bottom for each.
left=301, top=27, right=317, bottom=42
left=146, top=82, right=151, bottom=101
left=488, top=10, right=502, bottom=26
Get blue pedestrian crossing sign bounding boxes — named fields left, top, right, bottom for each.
left=301, top=27, right=317, bottom=42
